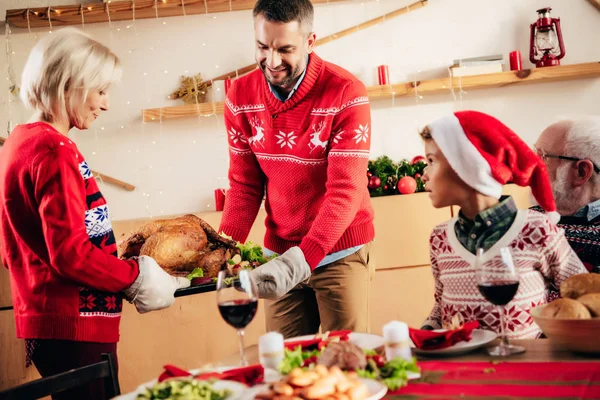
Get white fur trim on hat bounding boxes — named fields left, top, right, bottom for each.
left=547, top=211, right=561, bottom=225
left=429, top=114, right=503, bottom=199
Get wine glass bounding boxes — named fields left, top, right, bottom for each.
left=475, top=247, right=526, bottom=356
left=216, top=269, right=258, bottom=366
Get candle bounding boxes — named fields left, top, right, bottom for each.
left=259, top=332, right=284, bottom=370
left=214, top=188, right=226, bottom=211
left=383, top=321, right=412, bottom=362
left=509, top=51, right=522, bottom=71
left=377, top=65, right=390, bottom=85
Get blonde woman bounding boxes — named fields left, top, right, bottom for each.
left=0, top=28, right=189, bottom=399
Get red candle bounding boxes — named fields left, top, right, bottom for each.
left=224, top=79, right=233, bottom=95
left=509, top=51, right=522, bottom=71
left=214, top=188, right=227, bottom=211
left=377, top=65, right=389, bottom=85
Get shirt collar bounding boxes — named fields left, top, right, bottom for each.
left=457, top=196, right=518, bottom=229
left=572, top=198, right=600, bottom=221
left=268, top=55, right=310, bottom=102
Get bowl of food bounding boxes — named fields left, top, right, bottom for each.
left=530, top=273, right=600, bottom=354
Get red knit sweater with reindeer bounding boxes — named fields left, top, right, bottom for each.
left=219, top=53, right=375, bottom=268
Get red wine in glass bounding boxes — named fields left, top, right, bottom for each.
left=216, top=270, right=258, bottom=366
left=218, top=299, right=258, bottom=329
left=477, top=281, right=520, bottom=306
left=475, top=247, right=525, bottom=356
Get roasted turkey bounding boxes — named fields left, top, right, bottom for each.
left=117, top=214, right=238, bottom=278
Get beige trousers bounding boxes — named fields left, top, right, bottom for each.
left=264, top=242, right=375, bottom=338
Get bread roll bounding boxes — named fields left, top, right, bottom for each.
left=560, top=273, right=600, bottom=299
left=577, top=293, right=600, bottom=317
left=540, top=298, right=592, bottom=319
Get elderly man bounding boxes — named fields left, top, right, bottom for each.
left=533, top=117, right=600, bottom=273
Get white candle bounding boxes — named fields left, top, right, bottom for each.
left=383, top=321, right=412, bottom=362
left=259, top=332, right=284, bottom=370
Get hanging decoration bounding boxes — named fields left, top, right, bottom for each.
left=169, top=73, right=210, bottom=104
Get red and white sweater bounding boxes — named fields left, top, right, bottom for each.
left=219, top=53, right=375, bottom=268
left=0, top=122, right=139, bottom=343
left=424, top=210, right=587, bottom=339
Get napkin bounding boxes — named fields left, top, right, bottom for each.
left=158, top=364, right=264, bottom=386
left=409, top=320, right=480, bottom=350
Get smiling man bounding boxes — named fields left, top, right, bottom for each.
left=218, top=0, right=375, bottom=338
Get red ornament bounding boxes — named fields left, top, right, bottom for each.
left=368, top=176, right=381, bottom=189
left=384, top=185, right=389, bottom=190
left=367, top=171, right=372, bottom=177
left=398, top=176, right=417, bottom=194
left=414, top=173, right=421, bottom=179
left=411, top=155, right=427, bottom=165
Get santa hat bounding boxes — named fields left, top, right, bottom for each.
left=428, top=110, right=560, bottom=223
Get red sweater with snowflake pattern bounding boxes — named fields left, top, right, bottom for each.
left=0, top=122, right=139, bottom=343
left=219, top=53, right=375, bottom=268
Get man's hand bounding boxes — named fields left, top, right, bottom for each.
left=250, top=247, right=311, bottom=299
left=124, top=256, right=191, bottom=314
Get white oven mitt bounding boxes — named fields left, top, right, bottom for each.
left=123, top=255, right=190, bottom=314
left=250, top=247, right=311, bottom=300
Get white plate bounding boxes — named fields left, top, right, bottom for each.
left=113, top=378, right=248, bottom=400
left=240, top=378, right=387, bottom=400
left=410, top=329, right=497, bottom=356
left=284, top=332, right=420, bottom=380
left=284, top=332, right=385, bottom=350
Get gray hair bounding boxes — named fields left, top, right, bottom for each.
left=564, top=116, right=600, bottom=185
left=20, top=27, right=121, bottom=124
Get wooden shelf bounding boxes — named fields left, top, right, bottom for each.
left=142, top=61, right=600, bottom=122
left=0, top=136, right=135, bottom=191
left=5, top=0, right=348, bottom=29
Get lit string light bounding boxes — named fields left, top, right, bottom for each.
left=4, top=23, right=16, bottom=136
left=80, top=5, right=85, bottom=30
left=47, top=2, right=53, bottom=34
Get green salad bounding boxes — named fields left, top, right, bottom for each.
left=278, top=345, right=420, bottom=391
left=136, top=379, right=231, bottom=400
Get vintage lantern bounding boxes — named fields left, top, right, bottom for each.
left=529, top=7, right=565, bottom=67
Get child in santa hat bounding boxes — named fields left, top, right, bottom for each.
left=420, top=110, right=587, bottom=340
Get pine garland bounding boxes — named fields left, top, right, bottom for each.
left=367, top=155, right=427, bottom=197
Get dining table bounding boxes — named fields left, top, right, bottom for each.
left=118, top=338, right=600, bottom=400
left=220, top=338, right=600, bottom=399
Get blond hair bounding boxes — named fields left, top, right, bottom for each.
left=20, top=27, right=121, bottom=125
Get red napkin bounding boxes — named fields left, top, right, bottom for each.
left=283, top=330, right=352, bottom=351
left=158, top=364, right=264, bottom=386
left=409, top=321, right=480, bottom=350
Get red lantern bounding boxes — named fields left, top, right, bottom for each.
left=398, top=176, right=417, bottom=195
left=529, top=7, right=565, bottom=68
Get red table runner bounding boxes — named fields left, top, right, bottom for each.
left=387, top=361, right=600, bottom=399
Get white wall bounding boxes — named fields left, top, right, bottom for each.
left=1, top=0, right=599, bottom=220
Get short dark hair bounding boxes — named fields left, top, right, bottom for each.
left=419, top=126, right=432, bottom=140
left=253, top=0, right=314, bottom=33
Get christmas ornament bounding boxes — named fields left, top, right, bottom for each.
left=169, top=73, right=210, bottom=104
left=398, top=176, right=417, bottom=194
left=411, top=155, right=426, bottom=165
left=368, top=176, right=381, bottom=189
